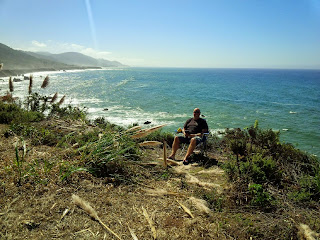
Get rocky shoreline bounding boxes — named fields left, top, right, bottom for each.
left=0, top=66, right=102, bottom=77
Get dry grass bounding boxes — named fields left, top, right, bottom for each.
left=298, top=224, right=319, bottom=240
left=9, top=76, right=13, bottom=92
left=0, top=122, right=319, bottom=240
left=51, top=92, right=58, bottom=103
left=72, top=194, right=122, bottom=239
left=28, top=75, right=33, bottom=94
left=58, top=95, right=65, bottom=105
left=131, top=124, right=166, bottom=139
left=40, top=75, right=49, bottom=89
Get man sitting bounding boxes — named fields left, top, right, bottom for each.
left=168, top=108, right=209, bottom=165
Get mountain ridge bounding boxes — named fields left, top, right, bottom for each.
left=0, top=43, right=74, bottom=71
left=0, top=42, right=127, bottom=76
left=26, top=51, right=127, bottom=68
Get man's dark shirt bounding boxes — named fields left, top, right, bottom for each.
left=184, top=118, right=208, bottom=134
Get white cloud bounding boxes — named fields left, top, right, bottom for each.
left=80, top=47, right=111, bottom=59
left=32, top=40, right=47, bottom=47
left=70, top=43, right=85, bottom=51
left=114, top=57, right=145, bottom=66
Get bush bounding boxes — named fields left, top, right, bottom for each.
left=9, top=124, right=59, bottom=146
left=242, top=154, right=281, bottom=184
left=201, top=190, right=224, bottom=211
left=222, top=121, right=320, bottom=207
left=289, top=171, right=320, bottom=203
left=248, top=184, right=274, bottom=207
left=0, top=101, right=43, bottom=124
left=49, top=104, right=87, bottom=120
left=24, top=93, right=50, bottom=113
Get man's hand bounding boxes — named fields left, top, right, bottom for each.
left=190, top=133, right=201, bottom=138
left=183, top=129, right=190, bottom=137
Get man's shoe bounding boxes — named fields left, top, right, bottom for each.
left=183, top=158, right=190, bottom=165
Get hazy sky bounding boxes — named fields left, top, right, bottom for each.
left=0, top=0, right=319, bottom=68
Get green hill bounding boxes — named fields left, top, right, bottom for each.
left=27, top=51, right=126, bottom=67
left=0, top=43, right=126, bottom=77
left=0, top=43, right=73, bottom=71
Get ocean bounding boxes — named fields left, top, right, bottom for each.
left=1, top=67, right=319, bottom=156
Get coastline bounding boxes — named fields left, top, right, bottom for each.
left=1, top=67, right=319, bottom=157
left=0, top=66, right=102, bottom=78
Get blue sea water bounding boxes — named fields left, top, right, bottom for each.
left=1, top=67, right=319, bottom=156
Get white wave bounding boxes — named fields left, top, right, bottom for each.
left=22, top=68, right=112, bottom=79
left=69, top=97, right=103, bottom=105
left=88, top=114, right=174, bottom=129
left=289, top=111, right=297, bottom=114
left=271, top=102, right=303, bottom=106
left=133, top=84, right=148, bottom=89
left=116, top=77, right=135, bottom=87
left=116, top=79, right=129, bottom=87
left=210, top=128, right=227, bottom=137
left=87, top=107, right=106, bottom=113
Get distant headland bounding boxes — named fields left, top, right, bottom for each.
left=0, top=42, right=128, bottom=77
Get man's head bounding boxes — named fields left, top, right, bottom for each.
left=193, top=108, right=201, bottom=120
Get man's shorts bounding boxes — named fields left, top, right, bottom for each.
left=178, top=136, right=203, bottom=145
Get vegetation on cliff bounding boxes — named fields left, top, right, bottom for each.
left=0, top=75, right=319, bottom=239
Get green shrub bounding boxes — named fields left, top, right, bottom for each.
left=201, top=190, right=224, bottom=211
left=49, top=104, right=87, bottom=120
left=248, top=183, right=273, bottom=206
left=24, top=92, right=50, bottom=113
left=243, top=154, right=281, bottom=184
left=223, top=159, right=238, bottom=181
left=0, top=101, right=43, bottom=124
left=222, top=121, right=320, bottom=207
left=289, top=171, right=320, bottom=203
left=9, top=124, right=59, bottom=146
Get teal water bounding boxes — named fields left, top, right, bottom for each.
left=2, top=67, right=319, bottom=156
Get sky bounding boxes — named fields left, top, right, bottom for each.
left=0, top=0, right=320, bottom=69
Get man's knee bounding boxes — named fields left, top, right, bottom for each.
left=174, top=136, right=180, bottom=144
left=190, top=138, right=197, bottom=145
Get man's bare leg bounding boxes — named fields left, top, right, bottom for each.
left=184, top=138, right=197, bottom=161
left=168, top=136, right=180, bottom=160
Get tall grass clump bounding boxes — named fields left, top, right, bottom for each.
left=79, top=130, right=140, bottom=182
left=14, top=138, right=26, bottom=186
